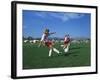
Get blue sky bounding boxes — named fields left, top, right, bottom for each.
left=23, top=10, right=91, bottom=38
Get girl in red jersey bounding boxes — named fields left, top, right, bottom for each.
left=63, top=34, right=71, bottom=53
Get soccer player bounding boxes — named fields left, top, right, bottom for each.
left=38, top=29, right=53, bottom=47
left=63, top=34, right=71, bottom=53
left=39, top=28, right=61, bottom=57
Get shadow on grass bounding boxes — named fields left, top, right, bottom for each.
left=49, top=50, right=79, bottom=58
left=64, top=51, right=79, bottom=57
left=70, top=47, right=82, bottom=50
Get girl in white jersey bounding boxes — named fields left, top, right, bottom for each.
left=39, top=29, right=61, bottom=57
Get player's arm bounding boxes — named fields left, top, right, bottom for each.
left=49, top=32, right=56, bottom=35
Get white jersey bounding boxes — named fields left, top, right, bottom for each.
left=64, top=36, right=70, bottom=42
left=41, top=33, right=48, bottom=42
left=64, top=37, right=67, bottom=42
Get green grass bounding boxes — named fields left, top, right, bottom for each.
left=23, top=42, right=91, bottom=69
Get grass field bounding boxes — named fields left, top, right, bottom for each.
left=23, top=42, right=91, bottom=69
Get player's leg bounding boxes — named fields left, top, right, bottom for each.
left=49, top=47, right=53, bottom=57
left=45, top=42, right=53, bottom=57
left=49, top=45, right=53, bottom=57
left=63, top=41, right=67, bottom=49
left=53, top=48, right=61, bottom=54
left=48, top=42, right=61, bottom=56
left=47, top=41, right=61, bottom=57
left=64, top=42, right=70, bottom=53
left=38, top=41, right=42, bottom=47
left=52, top=42, right=62, bottom=54
left=64, top=45, right=69, bottom=52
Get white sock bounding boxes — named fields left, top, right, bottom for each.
left=49, top=49, right=52, bottom=57
left=53, top=48, right=60, bottom=54
left=64, top=46, right=69, bottom=52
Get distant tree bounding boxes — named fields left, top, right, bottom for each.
left=27, top=36, right=33, bottom=40
left=23, top=36, right=27, bottom=40
left=35, top=37, right=41, bottom=40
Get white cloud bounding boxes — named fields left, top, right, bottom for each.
left=50, top=12, right=84, bottom=22
left=34, top=12, right=47, bottom=18
left=34, top=11, right=84, bottom=22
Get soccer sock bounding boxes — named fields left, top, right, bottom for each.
left=64, top=46, right=69, bottom=52
left=49, top=49, right=52, bottom=57
left=53, top=48, right=60, bottom=54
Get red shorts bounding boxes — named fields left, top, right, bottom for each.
left=45, top=41, right=52, bottom=47
left=64, top=40, right=70, bottom=45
